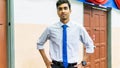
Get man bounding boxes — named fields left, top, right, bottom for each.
left=37, top=0, right=95, bottom=68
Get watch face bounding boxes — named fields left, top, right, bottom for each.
left=82, top=61, right=87, bottom=66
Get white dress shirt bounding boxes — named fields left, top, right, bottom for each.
left=37, top=21, right=95, bottom=63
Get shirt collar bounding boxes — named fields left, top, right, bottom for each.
left=59, top=20, right=72, bottom=28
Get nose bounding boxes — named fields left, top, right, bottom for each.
left=61, top=9, right=65, bottom=13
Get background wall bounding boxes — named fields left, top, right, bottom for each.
left=111, top=9, right=120, bottom=68
left=14, top=0, right=83, bottom=24
left=14, top=0, right=83, bottom=68
left=14, top=0, right=120, bottom=68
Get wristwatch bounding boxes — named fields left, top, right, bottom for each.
left=81, top=61, right=87, bottom=66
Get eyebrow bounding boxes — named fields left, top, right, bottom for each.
left=58, top=6, right=68, bottom=9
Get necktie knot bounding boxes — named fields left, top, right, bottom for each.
left=62, top=25, right=68, bottom=29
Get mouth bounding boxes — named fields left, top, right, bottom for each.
left=61, top=14, right=66, bottom=17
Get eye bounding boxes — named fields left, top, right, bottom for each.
left=64, top=7, right=68, bottom=10
left=58, top=7, right=62, bottom=11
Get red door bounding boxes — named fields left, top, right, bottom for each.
left=84, top=5, right=108, bottom=68
left=0, top=0, right=7, bottom=68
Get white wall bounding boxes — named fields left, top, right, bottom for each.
left=111, top=9, right=120, bottom=27
left=14, top=0, right=83, bottom=24
left=14, top=0, right=84, bottom=68
left=111, top=9, right=120, bottom=68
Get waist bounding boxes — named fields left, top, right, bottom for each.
left=52, top=60, right=77, bottom=66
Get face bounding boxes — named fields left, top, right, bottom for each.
left=57, top=3, right=71, bottom=21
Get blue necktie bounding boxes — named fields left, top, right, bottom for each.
left=62, top=25, right=68, bottom=68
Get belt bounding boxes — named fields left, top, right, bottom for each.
left=52, top=60, right=77, bottom=66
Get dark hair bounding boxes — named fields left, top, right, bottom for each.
left=56, top=0, right=71, bottom=10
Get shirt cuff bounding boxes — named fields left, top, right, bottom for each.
left=86, top=46, right=95, bottom=53
left=37, top=44, right=44, bottom=50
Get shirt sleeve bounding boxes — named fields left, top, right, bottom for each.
left=37, top=27, right=50, bottom=50
left=79, top=26, right=95, bottom=53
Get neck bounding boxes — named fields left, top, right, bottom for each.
left=60, top=18, right=69, bottom=24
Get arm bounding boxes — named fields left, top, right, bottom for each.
left=74, top=53, right=92, bottom=68
left=81, top=26, right=95, bottom=59
left=83, top=53, right=91, bottom=61
left=37, top=28, right=51, bottom=68
left=75, top=26, right=95, bottom=67
left=39, top=49, right=52, bottom=68
left=78, top=53, right=92, bottom=68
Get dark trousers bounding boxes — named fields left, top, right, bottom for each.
left=51, top=64, right=77, bottom=68
left=51, top=60, right=77, bottom=68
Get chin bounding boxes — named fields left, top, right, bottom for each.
left=62, top=18, right=67, bottom=20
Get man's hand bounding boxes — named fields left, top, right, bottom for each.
left=45, top=60, right=53, bottom=68
left=74, top=63, right=84, bottom=68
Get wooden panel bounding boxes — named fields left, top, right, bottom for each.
left=84, top=13, right=91, bottom=27
left=84, top=5, right=107, bottom=68
left=95, top=62, right=100, bottom=68
left=0, top=25, right=7, bottom=68
left=0, top=0, right=7, bottom=68
left=0, top=0, right=6, bottom=24
left=84, top=6, right=94, bottom=68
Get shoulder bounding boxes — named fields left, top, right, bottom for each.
left=49, top=22, right=59, bottom=28
left=71, top=21, right=84, bottom=29
left=46, top=22, right=60, bottom=30
left=70, top=21, right=87, bottom=33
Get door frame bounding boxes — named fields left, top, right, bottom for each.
left=83, top=3, right=112, bottom=68
left=107, top=7, right=112, bottom=68
left=7, top=0, right=14, bottom=68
